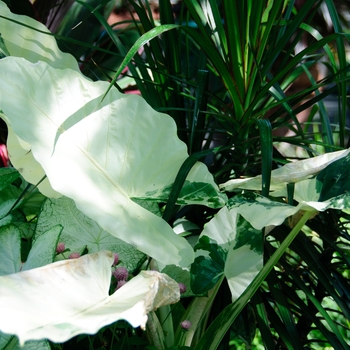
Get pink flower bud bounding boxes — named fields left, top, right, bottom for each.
left=113, top=253, right=119, bottom=266
left=56, top=242, right=65, bottom=254
left=178, top=283, right=187, bottom=294
left=115, top=280, right=127, bottom=290
left=180, top=320, right=192, bottom=330
left=68, top=252, right=80, bottom=259
left=112, top=266, right=128, bottom=281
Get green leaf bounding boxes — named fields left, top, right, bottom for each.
left=161, top=264, right=194, bottom=297
left=35, top=197, right=145, bottom=272
left=141, top=180, right=227, bottom=208
left=0, top=33, right=10, bottom=58
left=191, top=236, right=226, bottom=294
left=0, top=250, right=180, bottom=346
left=191, top=207, right=263, bottom=300
left=0, top=1, right=79, bottom=70
left=0, top=334, right=51, bottom=350
left=0, top=168, right=20, bottom=192
left=0, top=57, right=225, bottom=266
left=0, top=224, right=21, bottom=275
left=22, top=224, right=62, bottom=271
left=317, top=154, right=350, bottom=201
left=0, top=184, right=22, bottom=220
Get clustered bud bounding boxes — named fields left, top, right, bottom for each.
left=56, top=242, right=65, bottom=254
left=68, top=252, right=81, bottom=259
left=116, top=280, right=127, bottom=290
left=113, top=266, right=129, bottom=281
left=113, top=253, right=119, bottom=266
left=178, top=283, right=187, bottom=294
left=180, top=320, right=192, bottom=330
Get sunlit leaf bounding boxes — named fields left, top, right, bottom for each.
left=6, top=126, right=60, bottom=198
left=0, top=250, right=179, bottom=346
left=220, top=149, right=350, bottom=193
left=0, top=1, right=79, bottom=70
left=0, top=57, right=224, bottom=266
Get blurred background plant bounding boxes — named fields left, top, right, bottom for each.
left=2, top=0, right=350, bottom=348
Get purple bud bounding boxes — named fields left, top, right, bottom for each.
left=115, top=280, right=127, bottom=290
left=68, top=252, right=80, bottom=259
left=178, top=283, right=187, bottom=294
left=56, top=242, right=65, bottom=254
left=113, top=253, right=119, bottom=266
left=113, top=266, right=128, bottom=281
left=180, top=320, right=192, bottom=330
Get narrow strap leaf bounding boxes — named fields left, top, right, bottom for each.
left=162, top=147, right=223, bottom=222
left=257, top=119, right=272, bottom=197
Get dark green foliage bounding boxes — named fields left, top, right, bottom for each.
left=191, top=236, right=226, bottom=294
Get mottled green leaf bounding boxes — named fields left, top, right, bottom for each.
left=0, top=168, right=19, bottom=192
left=0, top=185, right=22, bottom=220
left=22, top=224, right=62, bottom=271
left=35, top=197, right=145, bottom=272
left=191, top=208, right=263, bottom=300
left=191, top=253, right=225, bottom=294
left=161, top=264, right=194, bottom=297
left=0, top=224, right=21, bottom=275
left=227, top=193, right=300, bottom=230
left=0, top=334, right=50, bottom=350
left=142, top=180, right=226, bottom=208
left=317, top=153, right=350, bottom=201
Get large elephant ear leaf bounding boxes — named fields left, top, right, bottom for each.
left=0, top=1, right=79, bottom=70
left=0, top=250, right=180, bottom=346
left=0, top=57, right=223, bottom=266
